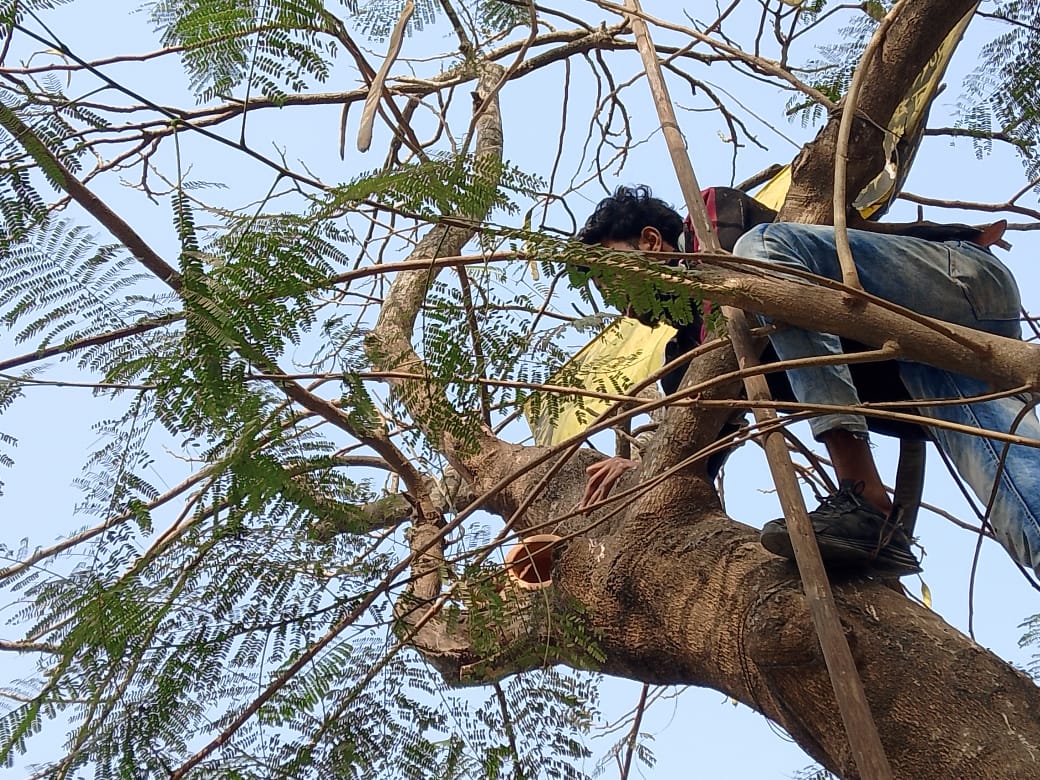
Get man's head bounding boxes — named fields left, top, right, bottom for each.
left=573, top=185, right=698, bottom=328
left=577, top=185, right=684, bottom=254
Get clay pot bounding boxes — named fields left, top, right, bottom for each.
left=503, top=534, right=561, bottom=590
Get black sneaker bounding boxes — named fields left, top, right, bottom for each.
left=760, top=480, right=922, bottom=577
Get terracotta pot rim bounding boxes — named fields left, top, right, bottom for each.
left=503, top=534, right=561, bottom=590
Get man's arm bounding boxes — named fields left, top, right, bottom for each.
left=849, top=215, right=1008, bottom=249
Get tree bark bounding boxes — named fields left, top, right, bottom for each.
left=408, top=427, right=1040, bottom=778
left=554, top=498, right=1040, bottom=779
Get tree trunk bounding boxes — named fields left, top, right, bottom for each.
left=556, top=496, right=1040, bottom=778
left=779, top=0, right=980, bottom=223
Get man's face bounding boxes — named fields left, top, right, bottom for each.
left=595, top=225, right=678, bottom=320
left=600, top=226, right=675, bottom=254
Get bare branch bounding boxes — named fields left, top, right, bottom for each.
left=365, top=65, right=507, bottom=480
left=923, top=125, right=1036, bottom=152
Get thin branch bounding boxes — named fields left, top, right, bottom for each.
left=13, top=23, right=326, bottom=190
left=898, top=191, right=1040, bottom=222
left=0, top=374, right=154, bottom=391
left=594, top=0, right=838, bottom=111
left=832, top=1, right=908, bottom=290
left=0, top=467, right=215, bottom=581
left=0, top=314, right=180, bottom=373
left=619, top=683, right=649, bottom=780
left=440, top=0, right=475, bottom=56
left=456, top=267, right=493, bottom=426
left=0, top=29, right=276, bottom=75
left=0, top=639, right=61, bottom=653
left=924, top=126, right=1035, bottom=152
left=494, top=682, right=526, bottom=780
left=366, top=65, right=506, bottom=480
left=0, top=104, right=183, bottom=288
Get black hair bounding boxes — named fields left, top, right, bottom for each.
left=576, top=185, right=684, bottom=248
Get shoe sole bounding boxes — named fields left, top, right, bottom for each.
left=761, top=520, right=922, bottom=577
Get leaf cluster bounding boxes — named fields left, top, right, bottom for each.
left=150, top=0, right=339, bottom=103
left=562, top=240, right=700, bottom=330
left=357, top=0, right=528, bottom=42
left=0, top=386, right=388, bottom=774
left=320, top=152, right=542, bottom=223
left=0, top=218, right=158, bottom=352
left=0, top=78, right=106, bottom=240
left=959, top=0, right=1040, bottom=176
left=785, top=11, right=874, bottom=126
left=0, top=381, right=17, bottom=495
left=0, top=0, right=74, bottom=28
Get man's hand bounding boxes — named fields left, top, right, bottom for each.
left=578, top=456, right=636, bottom=511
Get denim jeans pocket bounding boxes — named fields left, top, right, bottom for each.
left=946, top=241, right=1021, bottom=322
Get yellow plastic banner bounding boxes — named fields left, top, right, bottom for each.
left=526, top=317, right=675, bottom=446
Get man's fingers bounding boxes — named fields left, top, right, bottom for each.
left=581, top=474, right=615, bottom=511
left=579, top=476, right=603, bottom=509
left=580, top=457, right=636, bottom=511
left=579, top=477, right=606, bottom=510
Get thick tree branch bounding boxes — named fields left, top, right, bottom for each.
left=608, top=250, right=1040, bottom=392
left=309, top=468, right=480, bottom=541
left=551, top=505, right=1040, bottom=778
left=394, top=406, right=1040, bottom=778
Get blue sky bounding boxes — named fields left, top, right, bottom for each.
left=2, top=2, right=1039, bottom=778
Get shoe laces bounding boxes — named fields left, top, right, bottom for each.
left=824, top=480, right=910, bottom=556
left=817, top=480, right=869, bottom=513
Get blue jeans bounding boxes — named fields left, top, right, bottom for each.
left=733, top=223, right=1040, bottom=575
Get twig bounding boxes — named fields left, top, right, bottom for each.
left=898, top=190, right=1040, bottom=222
left=456, top=267, right=493, bottom=426
left=923, top=126, right=1034, bottom=152
left=0, top=314, right=180, bottom=373
left=619, top=683, right=649, bottom=780
left=494, top=682, right=527, bottom=779
left=14, top=22, right=326, bottom=191
left=832, top=2, right=908, bottom=290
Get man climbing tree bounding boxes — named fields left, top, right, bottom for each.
left=574, top=184, right=1039, bottom=577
